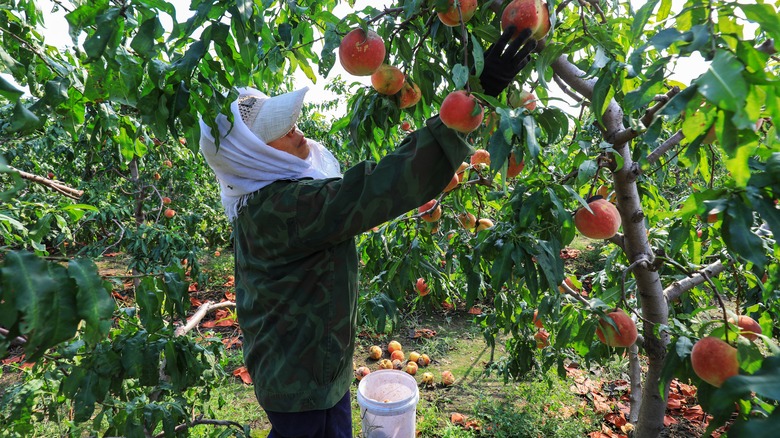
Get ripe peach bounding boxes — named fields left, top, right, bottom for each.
left=338, top=28, right=386, bottom=76
left=164, top=208, right=176, bottom=219
left=355, top=366, right=371, bottom=381
left=371, top=64, right=405, bottom=95
left=387, top=340, right=402, bottom=354
left=418, top=200, right=442, bottom=222
left=404, top=361, right=418, bottom=375
left=417, top=354, right=431, bottom=367
left=691, top=337, right=739, bottom=387
left=501, top=0, right=551, bottom=41
left=401, top=121, right=412, bottom=131
left=440, top=90, right=484, bottom=134
left=163, top=159, right=173, bottom=168
left=378, top=358, right=394, bottom=370
left=397, top=81, right=422, bottom=109
left=443, top=174, right=460, bottom=192
left=457, top=212, right=477, bottom=230
left=456, top=162, right=469, bottom=182
left=506, top=152, right=525, bottom=178
left=441, top=370, right=455, bottom=386
left=390, top=350, right=405, bottom=362
left=729, top=315, right=762, bottom=341
left=162, top=196, right=172, bottom=205
left=534, top=329, right=550, bottom=348
left=470, top=149, right=490, bottom=166
left=532, top=309, right=543, bottom=329
left=574, top=198, right=622, bottom=239
left=47, top=172, right=55, bottom=179
left=437, top=0, right=478, bottom=27
left=421, top=372, right=435, bottom=387
left=408, top=351, right=421, bottom=363
left=153, top=172, right=161, bottom=180
left=476, top=218, right=494, bottom=232
left=369, top=345, right=383, bottom=360
left=415, top=278, right=430, bottom=296
left=214, top=251, right=221, bottom=257
left=509, top=89, right=537, bottom=111
left=558, top=276, right=578, bottom=294
left=596, top=309, right=638, bottom=347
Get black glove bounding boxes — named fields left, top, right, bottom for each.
left=479, top=26, right=537, bottom=97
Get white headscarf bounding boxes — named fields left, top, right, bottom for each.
left=199, top=88, right=342, bottom=222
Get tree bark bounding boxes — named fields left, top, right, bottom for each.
left=551, top=55, right=670, bottom=437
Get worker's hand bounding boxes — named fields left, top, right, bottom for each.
left=479, top=27, right=537, bottom=97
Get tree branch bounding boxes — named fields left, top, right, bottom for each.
left=646, top=130, right=684, bottom=164
left=8, top=166, right=84, bottom=199
left=174, top=301, right=236, bottom=337
left=0, top=327, right=27, bottom=346
left=663, top=260, right=728, bottom=302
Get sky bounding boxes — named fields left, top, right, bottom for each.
left=4, top=0, right=715, bottom=116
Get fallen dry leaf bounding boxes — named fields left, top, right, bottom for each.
left=188, top=283, right=198, bottom=292
left=223, top=276, right=235, bottom=287
left=232, top=366, right=252, bottom=384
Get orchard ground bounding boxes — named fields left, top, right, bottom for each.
left=0, top=237, right=731, bottom=437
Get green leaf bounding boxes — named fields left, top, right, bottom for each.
left=591, top=62, right=617, bottom=127
left=452, top=64, right=469, bottom=89
left=630, top=0, right=660, bottom=43
left=8, top=99, right=43, bottom=133
left=471, top=34, right=484, bottom=77
left=0, top=76, right=24, bottom=101
left=68, top=259, right=115, bottom=345
left=130, top=17, right=164, bottom=59
left=135, top=277, right=164, bottom=333
left=697, top=51, right=747, bottom=114
left=739, top=4, right=780, bottom=42
left=523, top=115, right=540, bottom=160
left=721, top=199, right=767, bottom=270
left=83, top=9, right=121, bottom=62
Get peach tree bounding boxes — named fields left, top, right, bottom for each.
left=1, top=0, right=778, bottom=437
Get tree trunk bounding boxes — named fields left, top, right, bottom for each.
left=552, top=55, right=670, bottom=436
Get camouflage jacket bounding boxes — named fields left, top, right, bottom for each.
left=233, top=116, right=473, bottom=412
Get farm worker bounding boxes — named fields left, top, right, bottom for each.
left=199, top=27, right=537, bottom=438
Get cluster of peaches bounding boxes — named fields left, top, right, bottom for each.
left=354, top=340, right=456, bottom=388
left=338, top=0, right=551, bottom=133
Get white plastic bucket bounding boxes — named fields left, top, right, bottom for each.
left=356, top=369, right=420, bottom=438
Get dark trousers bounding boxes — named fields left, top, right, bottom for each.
left=266, top=391, right=352, bottom=438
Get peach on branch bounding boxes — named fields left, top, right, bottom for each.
left=371, top=64, right=405, bottom=95
left=506, top=152, right=525, bottom=178
left=397, top=81, right=422, bottom=109
left=162, top=196, right=172, bottom=205
left=457, top=212, right=477, bottom=230
left=456, top=162, right=469, bottom=182
left=729, top=315, right=762, bottom=341
left=437, top=0, right=478, bottom=27
left=691, top=336, right=739, bottom=387
left=534, top=329, right=550, bottom=348
left=476, top=218, right=494, bottom=232
left=338, top=28, right=386, bottom=76
left=470, top=149, right=491, bottom=166
left=418, top=200, right=442, bottom=222
left=440, top=90, right=484, bottom=133
left=574, top=198, right=622, bottom=239
left=596, top=309, right=638, bottom=347
left=508, top=89, right=537, bottom=111
left=400, top=121, right=412, bottom=131
left=415, top=277, right=431, bottom=296
left=443, top=174, right=460, bottom=192
left=501, top=0, right=551, bottom=41
left=532, top=309, right=543, bottom=329
left=164, top=208, right=176, bottom=219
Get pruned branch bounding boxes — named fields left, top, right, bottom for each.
left=174, top=300, right=237, bottom=337
left=8, top=166, right=83, bottom=199
left=641, top=87, right=681, bottom=127
left=663, top=260, right=728, bottom=302
left=0, top=327, right=27, bottom=346
left=152, top=416, right=246, bottom=438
